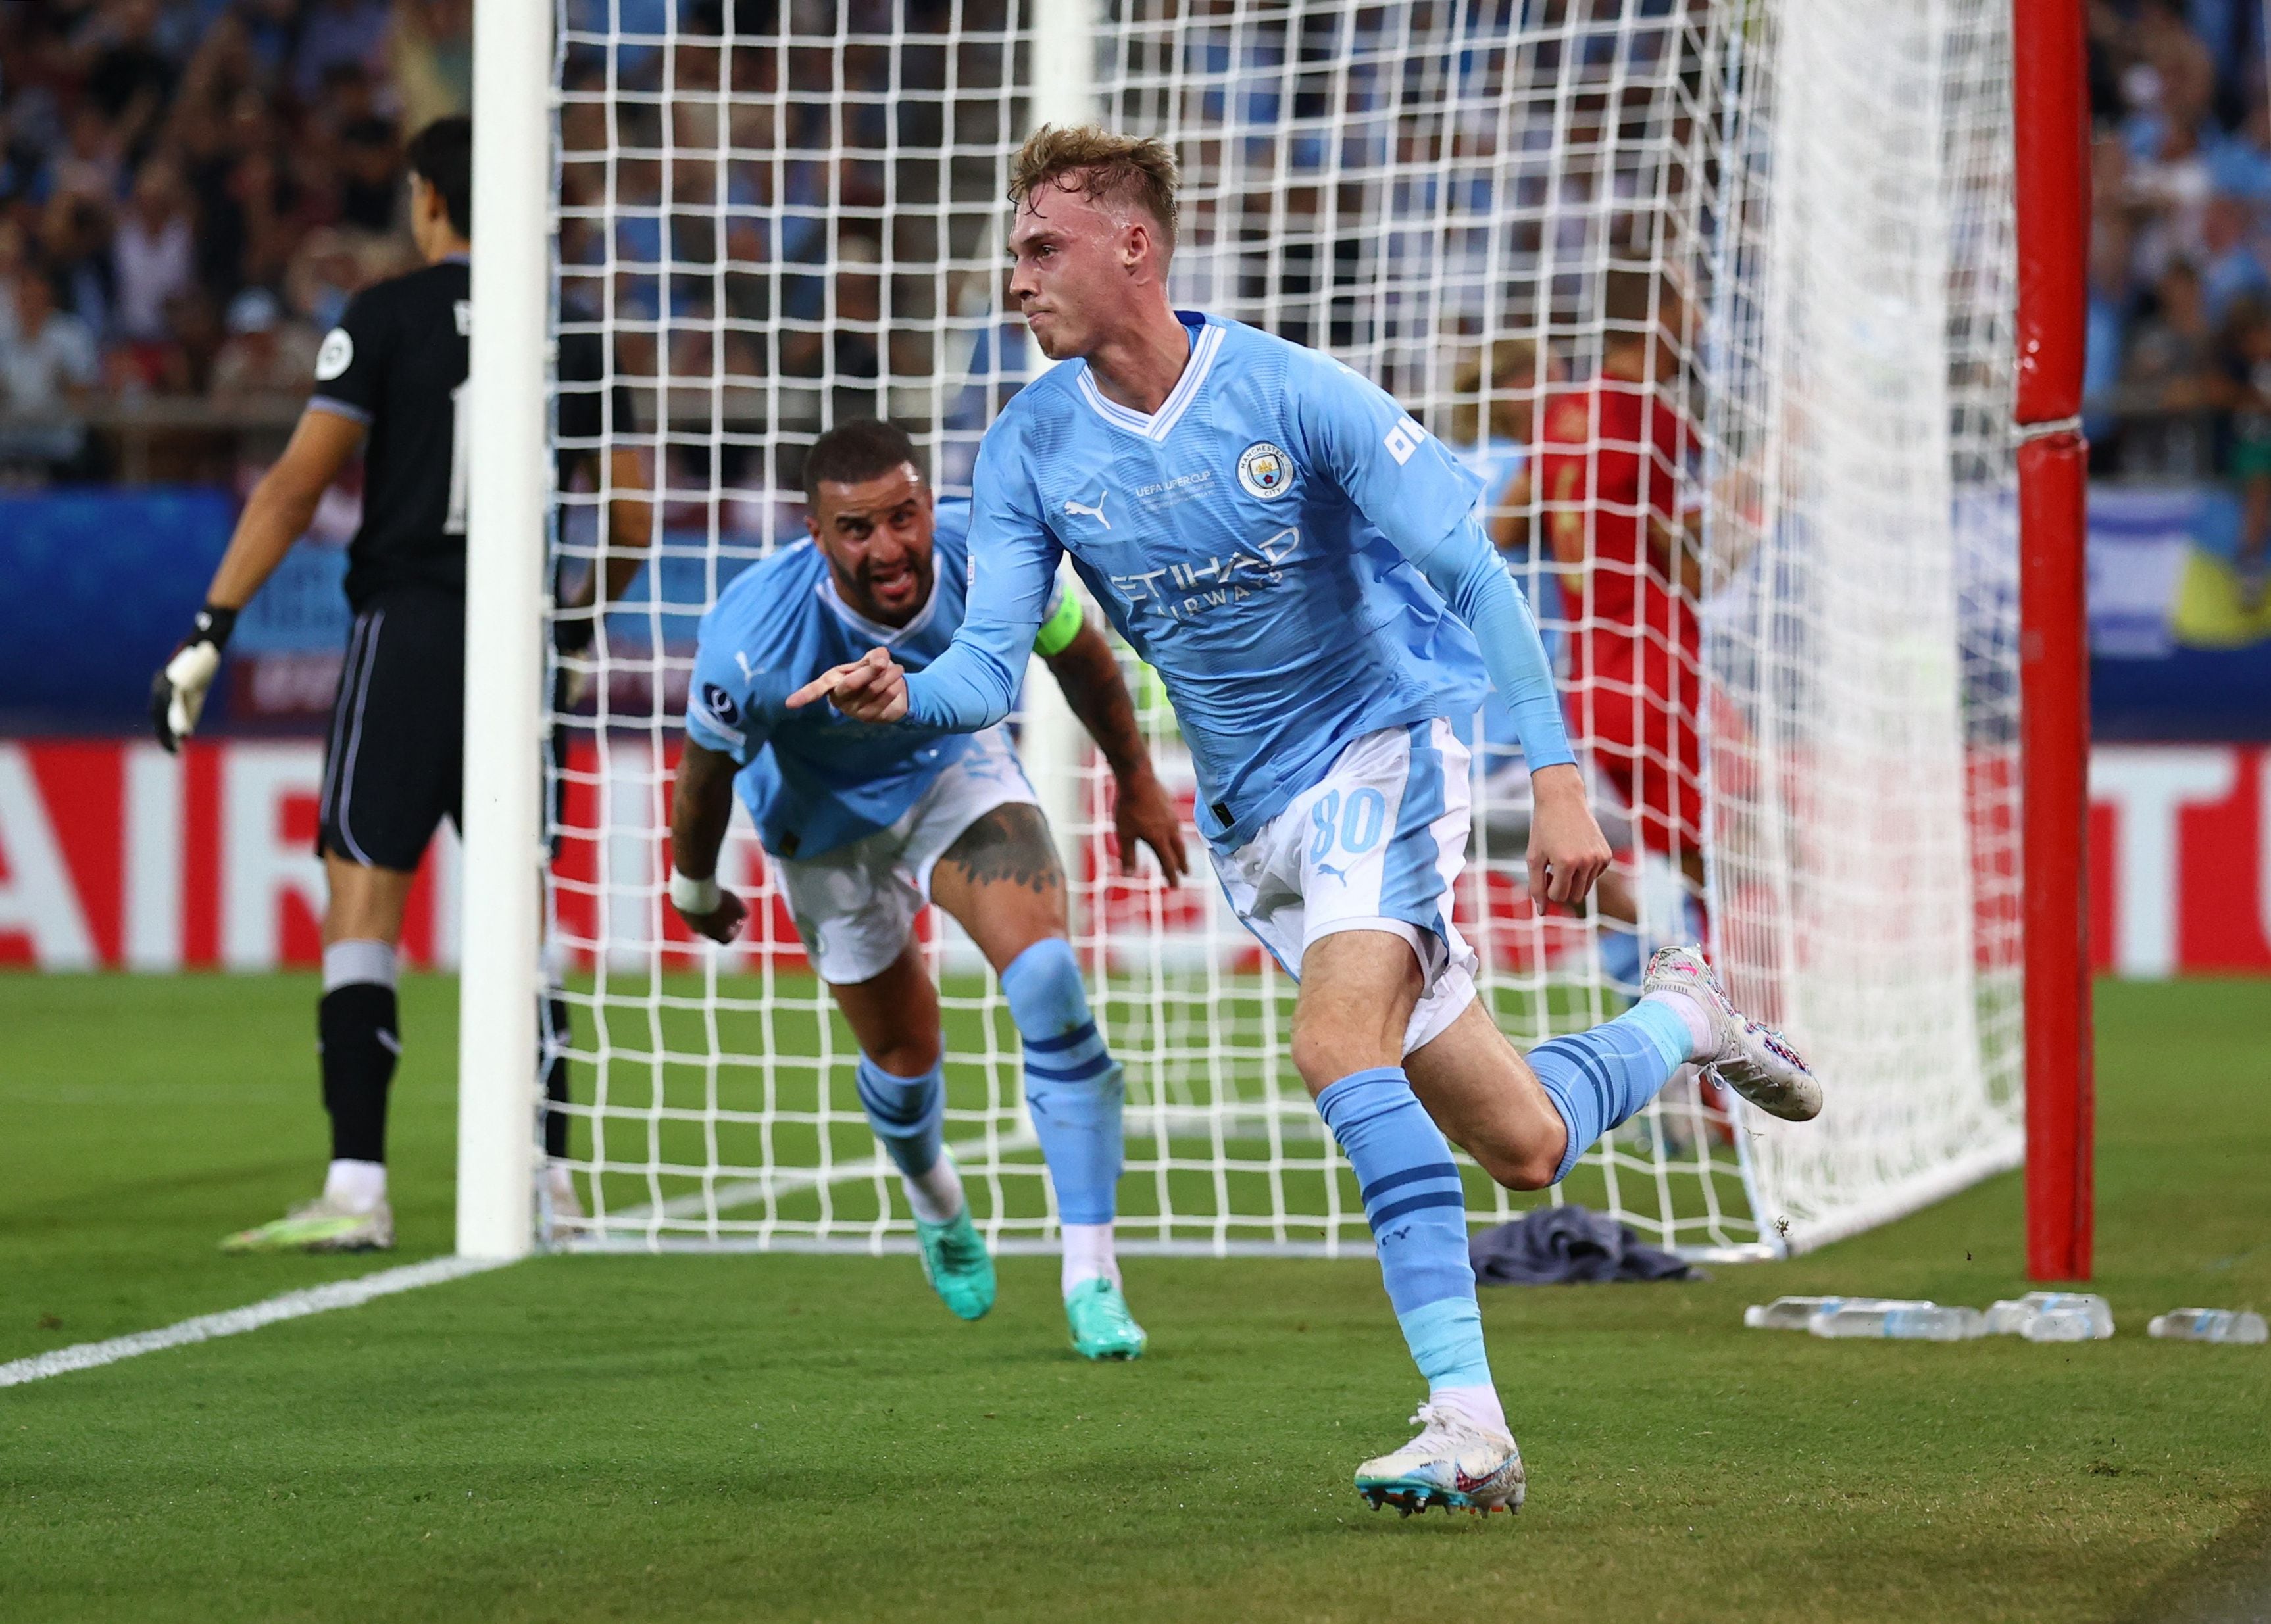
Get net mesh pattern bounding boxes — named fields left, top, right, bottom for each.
left=541, top=0, right=2021, bottom=1256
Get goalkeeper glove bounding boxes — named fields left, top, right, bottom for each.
left=149, top=604, right=237, bottom=753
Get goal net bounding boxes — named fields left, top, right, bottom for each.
left=537, top=0, right=2023, bottom=1258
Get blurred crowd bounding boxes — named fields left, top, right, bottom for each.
left=2087, top=0, right=2271, bottom=489
left=0, top=0, right=470, bottom=476
left=5, top=0, right=2271, bottom=494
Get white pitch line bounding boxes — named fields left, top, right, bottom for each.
left=0, top=1254, right=515, bottom=1389
left=606, top=1129, right=1042, bottom=1224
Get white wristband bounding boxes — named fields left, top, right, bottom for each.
left=670, top=870, right=722, bottom=914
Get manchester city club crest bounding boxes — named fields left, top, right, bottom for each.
left=1236, top=441, right=1295, bottom=500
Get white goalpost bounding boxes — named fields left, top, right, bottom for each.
left=461, top=0, right=2029, bottom=1264
left=455, top=0, right=551, bottom=1260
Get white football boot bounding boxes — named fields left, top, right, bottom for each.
left=1354, top=1402, right=1526, bottom=1517
left=1641, top=945, right=1822, bottom=1121
left=219, top=1197, right=394, bottom=1254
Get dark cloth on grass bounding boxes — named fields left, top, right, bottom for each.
left=1468, top=1204, right=1702, bottom=1285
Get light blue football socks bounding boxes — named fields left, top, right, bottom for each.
left=1001, top=937, right=1124, bottom=1230
left=855, top=1052, right=968, bottom=1223
left=1528, top=1000, right=1696, bottom=1182
left=855, top=1054, right=947, bottom=1179
left=1317, top=1067, right=1494, bottom=1396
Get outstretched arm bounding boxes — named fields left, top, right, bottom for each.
left=207, top=408, right=367, bottom=610
left=1042, top=617, right=1188, bottom=885
left=1293, top=358, right=1608, bottom=908
left=150, top=406, right=365, bottom=750
left=1403, top=514, right=1610, bottom=909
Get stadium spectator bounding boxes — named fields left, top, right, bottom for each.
left=48, top=103, right=128, bottom=205
left=79, top=0, right=178, bottom=157
left=2224, top=297, right=2271, bottom=605
left=389, top=0, right=472, bottom=130
left=2126, top=258, right=2219, bottom=410
left=111, top=159, right=195, bottom=342
left=210, top=284, right=320, bottom=399
left=2197, top=193, right=2268, bottom=318
left=0, top=267, right=101, bottom=472
left=289, top=0, right=391, bottom=104
left=334, top=112, right=402, bottom=234
left=0, top=0, right=2251, bottom=503
left=37, top=193, right=114, bottom=337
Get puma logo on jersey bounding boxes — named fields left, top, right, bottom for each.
left=1314, top=862, right=1351, bottom=883
left=1063, top=491, right=1111, bottom=529
left=732, top=650, right=768, bottom=683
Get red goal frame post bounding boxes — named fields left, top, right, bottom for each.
left=2012, top=0, right=2094, bottom=1283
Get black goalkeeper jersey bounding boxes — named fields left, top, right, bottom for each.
left=309, top=262, right=633, bottom=610
left=310, top=257, right=472, bottom=608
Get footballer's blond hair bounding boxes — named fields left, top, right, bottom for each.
left=1009, top=124, right=1180, bottom=250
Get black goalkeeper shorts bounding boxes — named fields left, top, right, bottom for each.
left=317, top=587, right=464, bottom=872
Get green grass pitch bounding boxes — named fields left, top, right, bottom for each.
left=3, top=973, right=2268, bottom=1623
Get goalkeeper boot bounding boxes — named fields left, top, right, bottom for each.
left=1065, top=1277, right=1147, bottom=1360
left=220, top=1197, right=395, bottom=1254
left=914, top=1206, right=996, bottom=1321
left=1642, top=944, right=1822, bottom=1122
left=1355, top=1401, right=1525, bottom=1517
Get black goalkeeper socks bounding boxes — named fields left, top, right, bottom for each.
left=542, top=993, right=572, bottom=1160
left=320, top=981, right=399, bottom=1164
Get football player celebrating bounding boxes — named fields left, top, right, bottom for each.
left=794, top=127, right=1822, bottom=1512
left=670, top=418, right=1185, bottom=1360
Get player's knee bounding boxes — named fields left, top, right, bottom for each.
left=864, top=1031, right=941, bottom=1078
left=1289, top=1018, right=1396, bottom=1096
left=1473, top=1140, right=1560, bottom=1193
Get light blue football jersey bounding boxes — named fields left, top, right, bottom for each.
left=686, top=497, right=1043, bottom=860
left=1455, top=435, right=1566, bottom=766
left=904, top=311, right=1572, bottom=852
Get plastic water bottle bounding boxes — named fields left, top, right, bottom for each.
left=1745, top=1296, right=1864, bottom=1331
left=2147, top=1309, right=2269, bottom=1344
left=1985, top=1291, right=2114, bottom=1341
left=1809, top=1300, right=1987, bottom=1341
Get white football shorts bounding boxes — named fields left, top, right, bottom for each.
left=1211, top=718, right=1480, bottom=1054
left=775, top=724, right=1039, bottom=985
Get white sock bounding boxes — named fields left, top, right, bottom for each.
left=324, top=1158, right=387, bottom=1214
left=322, top=937, right=397, bottom=991
left=1641, top=987, right=1716, bottom=1060
left=1433, top=1382, right=1509, bottom=1436
left=1061, top=1221, right=1120, bottom=1296
left=901, top=1157, right=965, bottom=1225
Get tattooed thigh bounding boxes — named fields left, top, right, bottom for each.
left=936, top=803, right=1064, bottom=896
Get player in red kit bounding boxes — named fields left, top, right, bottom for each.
left=1537, top=268, right=1709, bottom=908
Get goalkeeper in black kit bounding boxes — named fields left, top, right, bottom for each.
left=149, top=116, right=649, bottom=1252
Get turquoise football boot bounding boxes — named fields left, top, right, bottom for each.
left=1065, top=1277, right=1147, bottom=1360
left=913, top=1206, right=995, bottom=1321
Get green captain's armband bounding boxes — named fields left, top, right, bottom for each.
left=1030, top=590, right=1085, bottom=657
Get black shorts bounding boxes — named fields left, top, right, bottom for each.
left=317, top=588, right=464, bottom=871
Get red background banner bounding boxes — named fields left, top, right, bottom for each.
left=1, top=739, right=2264, bottom=977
